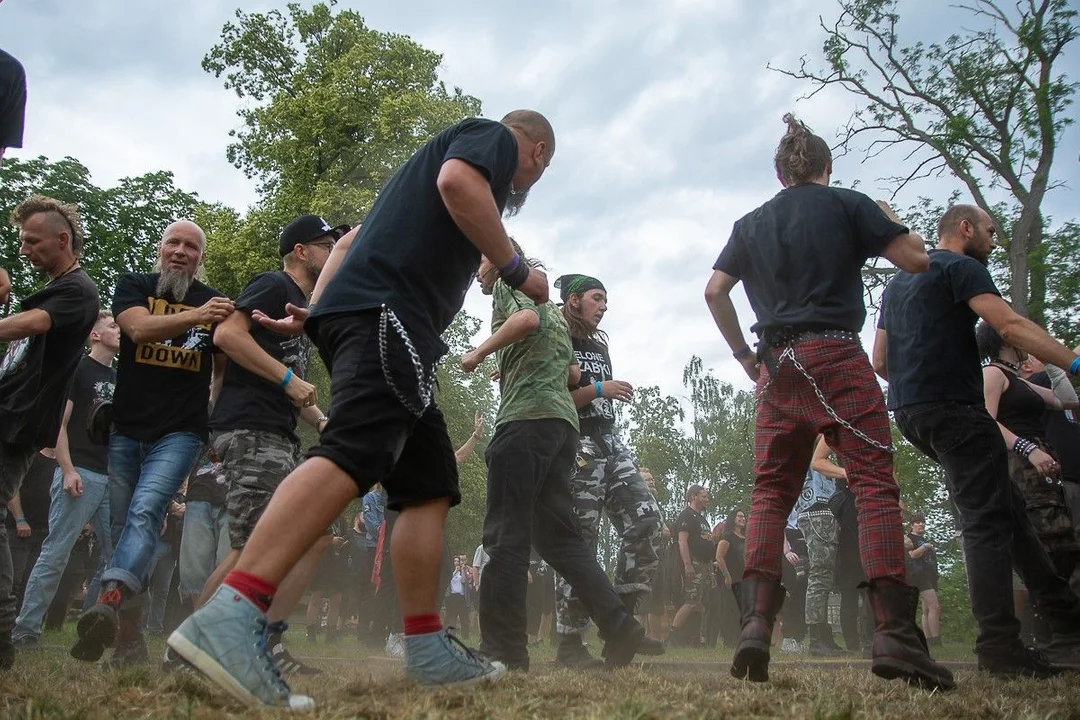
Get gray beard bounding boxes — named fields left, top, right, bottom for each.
left=156, top=268, right=195, bottom=302
left=504, top=188, right=528, bottom=218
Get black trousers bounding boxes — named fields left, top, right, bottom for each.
left=479, top=419, right=627, bottom=666
left=896, top=401, right=1080, bottom=655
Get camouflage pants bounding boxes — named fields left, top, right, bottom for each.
left=798, top=510, right=838, bottom=625
left=555, top=432, right=661, bottom=634
left=214, top=429, right=301, bottom=550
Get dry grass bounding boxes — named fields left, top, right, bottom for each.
left=3, top=631, right=1079, bottom=719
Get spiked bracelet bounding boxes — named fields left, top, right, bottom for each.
left=1012, top=437, right=1037, bottom=459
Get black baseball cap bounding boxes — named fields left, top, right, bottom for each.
left=278, top=215, right=351, bottom=257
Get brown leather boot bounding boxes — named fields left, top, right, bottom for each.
left=864, top=582, right=955, bottom=691
left=730, top=577, right=785, bottom=682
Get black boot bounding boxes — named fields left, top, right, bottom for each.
left=808, top=623, right=844, bottom=657
left=555, top=632, right=604, bottom=669
left=730, top=577, right=785, bottom=683
left=622, top=592, right=664, bottom=656
left=0, top=630, right=13, bottom=671
left=601, top=615, right=646, bottom=668
left=72, top=581, right=127, bottom=662
left=865, top=582, right=954, bottom=691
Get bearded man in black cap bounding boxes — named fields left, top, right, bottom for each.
left=180, top=215, right=340, bottom=674
left=551, top=273, right=664, bottom=666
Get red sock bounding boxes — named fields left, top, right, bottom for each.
left=223, top=570, right=277, bottom=613
left=403, top=614, right=443, bottom=636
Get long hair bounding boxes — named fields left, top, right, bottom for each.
left=773, top=113, right=831, bottom=186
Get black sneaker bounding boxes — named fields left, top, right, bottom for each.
left=271, top=644, right=323, bottom=676
left=978, top=646, right=1064, bottom=679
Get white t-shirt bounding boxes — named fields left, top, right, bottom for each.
left=472, top=544, right=490, bottom=583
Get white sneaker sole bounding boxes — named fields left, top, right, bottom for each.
left=167, top=631, right=315, bottom=712
left=413, top=660, right=508, bottom=688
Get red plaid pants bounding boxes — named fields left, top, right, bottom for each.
left=744, top=338, right=906, bottom=584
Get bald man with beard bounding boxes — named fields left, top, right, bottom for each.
left=72, top=220, right=234, bottom=667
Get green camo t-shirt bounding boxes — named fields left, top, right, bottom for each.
left=492, top=281, right=579, bottom=430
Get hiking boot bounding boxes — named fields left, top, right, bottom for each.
left=808, top=623, right=844, bottom=657
left=978, top=645, right=1064, bottom=678
left=730, top=577, right=785, bottom=683
left=555, top=632, right=604, bottom=669
left=865, top=582, right=955, bottom=691
left=404, top=629, right=506, bottom=687
left=105, top=604, right=148, bottom=668
left=72, top=582, right=125, bottom=662
left=268, top=623, right=322, bottom=676
left=167, top=586, right=314, bottom=711
left=601, top=617, right=646, bottom=668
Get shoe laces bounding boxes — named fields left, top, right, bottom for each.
left=444, top=628, right=484, bottom=666
left=253, top=616, right=290, bottom=691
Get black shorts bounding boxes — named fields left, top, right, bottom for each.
left=307, top=312, right=461, bottom=511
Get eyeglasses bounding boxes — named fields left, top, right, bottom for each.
left=305, top=240, right=336, bottom=251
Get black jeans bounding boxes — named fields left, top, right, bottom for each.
left=479, top=419, right=627, bottom=667
left=895, top=401, right=1080, bottom=655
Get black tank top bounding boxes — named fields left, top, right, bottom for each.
left=994, top=365, right=1047, bottom=442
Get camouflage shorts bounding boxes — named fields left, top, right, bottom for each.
left=1008, top=451, right=1078, bottom=554
left=213, top=429, right=301, bottom=549
left=683, top=559, right=715, bottom=606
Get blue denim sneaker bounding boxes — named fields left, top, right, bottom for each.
left=167, top=586, right=314, bottom=711
left=404, top=629, right=506, bottom=687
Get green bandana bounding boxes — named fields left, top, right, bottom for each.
left=555, top=274, right=606, bottom=303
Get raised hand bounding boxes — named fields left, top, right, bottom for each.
left=253, top=303, right=310, bottom=336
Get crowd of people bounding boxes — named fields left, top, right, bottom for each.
left=3, top=40, right=1080, bottom=713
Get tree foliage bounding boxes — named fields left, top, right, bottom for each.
left=0, top=156, right=199, bottom=306
left=778, top=0, right=1078, bottom=323
left=202, top=0, right=482, bottom=225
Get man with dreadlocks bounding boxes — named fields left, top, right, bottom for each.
left=549, top=273, right=664, bottom=666
left=704, top=113, right=953, bottom=690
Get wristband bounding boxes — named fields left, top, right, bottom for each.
left=1012, top=437, right=1037, bottom=459
left=595, top=381, right=603, bottom=398
left=1070, top=356, right=1080, bottom=376
left=15, top=517, right=26, bottom=523
left=280, top=367, right=294, bottom=389
left=733, top=345, right=753, bottom=361
left=498, top=253, right=530, bottom=289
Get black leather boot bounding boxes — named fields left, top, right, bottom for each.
left=730, top=577, right=785, bottom=682
left=865, top=582, right=954, bottom=691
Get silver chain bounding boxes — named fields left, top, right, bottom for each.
left=378, top=305, right=435, bottom=417
left=760, top=345, right=895, bottom=455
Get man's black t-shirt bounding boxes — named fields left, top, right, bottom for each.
left=5, top=453, right=55, bottom=532
left=0, top=269, right=99, bottom=449
left=67, top=355, right=116, bottom=474
left=0, top=48, right=27, bottom=150
left=185, top=460, right=229, bottom=507
left=309, top=118, right=518, bottom=363
left=713, top=183, right=905, bottom=335
left=210, top=272, right=311, bottom=442
left=674, top=506, right=715, bottom=563
left=879, top=249, right=1000, bottom=410
left=111, top=273, right=225, bottom=442
left=571, top=337, right=615, bottom=433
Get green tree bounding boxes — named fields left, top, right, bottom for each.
left=778, top=0, right=1078, bottom=322
left=0, top=156, right=199, bottom=306
left=203, top=1, right=482, bottom=225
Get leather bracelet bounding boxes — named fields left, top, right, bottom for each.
left=499, top=253, right=530, bottom=289
left=1012, top=437, right=1037, bottom=458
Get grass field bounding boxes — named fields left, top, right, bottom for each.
left=3, top=628, right=1079, bottom=719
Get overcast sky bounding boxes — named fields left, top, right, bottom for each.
left=3, top=0, right=1078, bottom=409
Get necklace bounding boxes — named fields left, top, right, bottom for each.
left=992, top=358, right=1021, bottom=373
left=48, top=259, right=80, bottom=285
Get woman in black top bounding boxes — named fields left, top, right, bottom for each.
left=977, top=321, right=1080, bottom=583
left=905, top=514, right=940, bottom=646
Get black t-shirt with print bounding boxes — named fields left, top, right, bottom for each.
left=674, top=506, right=715, bottom=563
left=0, top=269, right=100, bottom=449
left=308, top=118, right=518, bottom=363
left=185, top=459, right=229, bottom=507
left=210, top=271, right=311, bottom=442
left=0, top=48, right=27, bottom=150
left=111, top=273, right=225, bottom=442
left=713, top=183, right=906, bottom=336
left=878, top=249, right=1000, bottom=410
left=572, top=336, right=615, bottom=433
left=66, top=355, right=116, bottom=475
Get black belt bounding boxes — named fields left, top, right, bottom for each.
left=757, top=327, right=861, bottom=375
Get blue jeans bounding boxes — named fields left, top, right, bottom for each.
left=178, top=501, right=230, bottom=601
left=102, top=432, right=202, bottom=594
left=13, top=466, right=112, bottom=640
left=146, top=539, right=175, bottom=634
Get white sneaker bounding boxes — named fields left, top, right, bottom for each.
left=781, top=637, right=802, bottom=653
left=385, top=632, right=405, bottom=659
